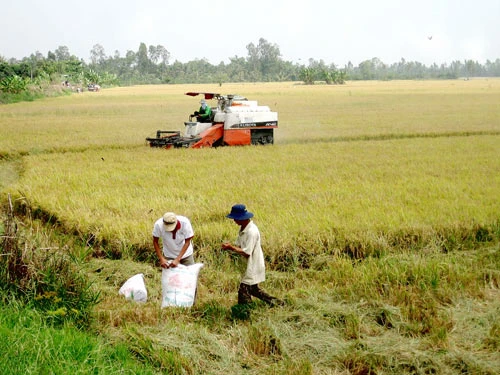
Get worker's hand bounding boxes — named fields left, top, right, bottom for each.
left=194, top=111, right=199, bottom=115
left=221, top=242, right=232, bottom=251
left=159, top=257, right=170, bottom=268
left=170, top=259, right=180, bottom=268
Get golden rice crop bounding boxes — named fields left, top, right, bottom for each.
left=2, top=79, right=500, bottom=259
left=1, top=80, right=499, bottom=156
left=9, top=134, right=500, bottom=259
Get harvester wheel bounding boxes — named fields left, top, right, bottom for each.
left=251, top=129, right=274, bottom=145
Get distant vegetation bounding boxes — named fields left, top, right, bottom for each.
left=2, top=38, right=500, bottom=103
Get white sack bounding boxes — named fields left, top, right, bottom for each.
left=161, top=263, right=204, bottom=308
left=119, top=273, right=148, bottom=303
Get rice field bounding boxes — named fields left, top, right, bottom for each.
left=2, top=79, right=499, bottom=258
left=1, top=79, right=500, bottom=374
left=8, top=134, right=500, bottom=260
left=1, top=79, right=499, bottom=156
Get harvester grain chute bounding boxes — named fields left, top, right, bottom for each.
left=146, top=92, right=278, bottom=148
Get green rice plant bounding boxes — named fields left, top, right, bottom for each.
left=484, top=321, right=500, bottom=350
left=27, top=250, right=100, bottom=328
left=123, top=326, right=193, bottom=374
left=325, top=309, right=362, bottom=340
left=337, top=341, right=388, bottom=375
left=263, top=357, right=313, bottom=375
left=0, top=304, right=160, bottom=375
left=191, top=300, right=231, bottom=328
left=372, top=305, right=400, bottom=329
left=231, top=302, right=255, bottom=321
left=445, top=353, right=498, bottom=375
left=245, top=323, right=283, bottom=358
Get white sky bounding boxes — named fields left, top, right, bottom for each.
left=2, top=0, right=499, bottom=67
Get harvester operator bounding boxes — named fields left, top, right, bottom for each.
left=193, top=99, right=212, bottom=123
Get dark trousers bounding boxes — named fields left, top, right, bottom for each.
left=238, top=283, right=281, bottom=306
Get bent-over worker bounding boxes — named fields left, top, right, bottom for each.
left=153, top=212, right=195, bottom=268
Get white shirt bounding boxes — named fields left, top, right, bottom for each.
left=152, top=215, right=194, bottom=259
left=236, top=221, right=266, bottom=285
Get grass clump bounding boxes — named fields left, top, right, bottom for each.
left=0, top=195, right=99, bottom=328
left=123, top=326, right=194, bottom=374
left=0, top=304, right=161, bottom=375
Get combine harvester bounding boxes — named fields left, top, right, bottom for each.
left=146, top=92, right=278, bottom=148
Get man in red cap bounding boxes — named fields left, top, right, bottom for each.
left=153, top=212, right=195, bottom=268
left=222, top=204, right=284, bottom=307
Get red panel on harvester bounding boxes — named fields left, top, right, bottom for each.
left=223, top=129, right=251, bottom=146
left=191, top=124, right=224, bottom=148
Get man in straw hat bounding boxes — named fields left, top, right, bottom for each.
left=153, top=212, right=195, bottom=268
left=222, top=204, right=284, bottom=307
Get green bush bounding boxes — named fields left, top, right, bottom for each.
left=0, top=75, right=28, bottom=94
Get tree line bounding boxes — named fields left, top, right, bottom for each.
left=2, top=38, right=500, bottom=100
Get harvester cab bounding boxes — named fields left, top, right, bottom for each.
left=146, top=92, right=278, bottom=149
